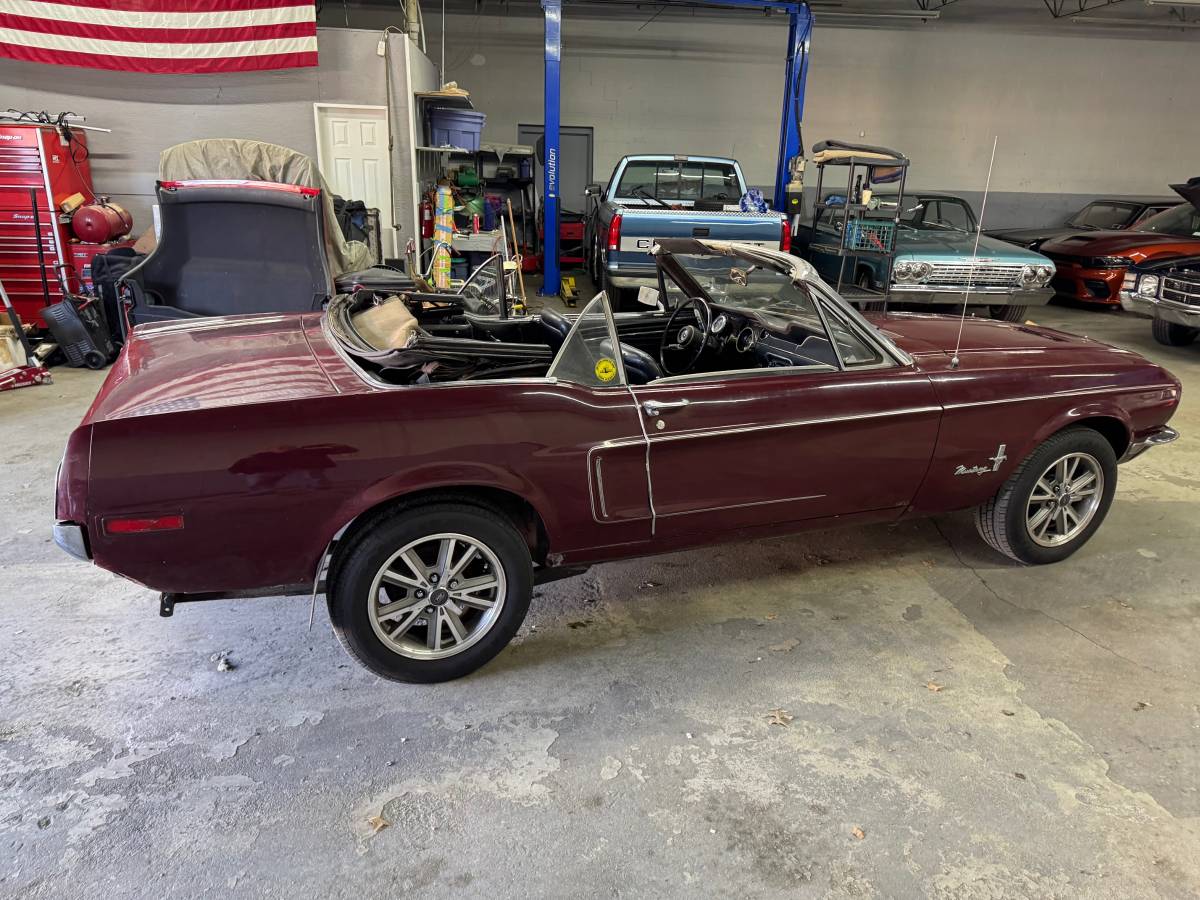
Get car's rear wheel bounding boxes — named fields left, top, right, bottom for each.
left=328, top=503, right=533, bottom=682
left=989, top=304, right=1029, bottom=323
left=974, top=427, right=1117, bottom=565
left=1152, top=317, right=1199, bottom=347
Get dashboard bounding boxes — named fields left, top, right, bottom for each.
left=705, top=304, right=840, bottom=369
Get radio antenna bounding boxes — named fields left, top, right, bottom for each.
left=951, top=135, right=999, bottom=369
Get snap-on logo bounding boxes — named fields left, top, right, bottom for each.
left=0, top=134, right=22, bottom=141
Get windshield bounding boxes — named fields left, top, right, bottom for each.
left=664, top=253, right=822, bottom=319
left=1068, top=202, right=1136, bottom=230
left=1137, top=203, right=1200, bottom=238
left=614, top=160, right=740, bottom=203
left=661, top=248, right=903, bottom=368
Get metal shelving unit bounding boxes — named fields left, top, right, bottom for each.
left=809, top=151, right=910, bottom=304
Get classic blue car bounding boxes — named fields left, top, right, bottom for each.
left=583, top=154, right=789, bottom=308
left=800, top=192, right=1056, bottom=321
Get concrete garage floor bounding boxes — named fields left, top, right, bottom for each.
left=2, top=302, right=1199, bottom=898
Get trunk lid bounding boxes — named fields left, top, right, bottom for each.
left=83, top=313, right=338, bottom=422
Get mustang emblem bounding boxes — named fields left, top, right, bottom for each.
left=955, top=444, right=1007, bottom=476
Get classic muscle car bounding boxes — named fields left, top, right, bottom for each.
left=1121, top=253, right=1200, bottom=346
left=54, top=241, right=1180, bottom=683
left=988, top=196, right=1180, bottom=251
left=1039, top=179, right=1200, bottom=306
left=798, top=192, right=1056, bottom=321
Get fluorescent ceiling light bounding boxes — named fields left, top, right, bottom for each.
left=819, top=9, right=940, bottom=19
left=1074, top=14, right=1200, bottom=25
left=1145, top=0, right=1200, bottom=6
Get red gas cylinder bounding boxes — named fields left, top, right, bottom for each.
left=71, top=197, right=133, bottom=244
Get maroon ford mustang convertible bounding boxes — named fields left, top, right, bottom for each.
left=54, top=240, right=1181, bottom=682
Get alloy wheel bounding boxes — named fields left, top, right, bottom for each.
left=1025, top=452, right=1104, bottom=548
left=368, top=532, right=507, bottom=659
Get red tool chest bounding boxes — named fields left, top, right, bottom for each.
left=0, top=124, right=94, bottom=327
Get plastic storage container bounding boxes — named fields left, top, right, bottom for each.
left=429, top=108, right=486, bottom=151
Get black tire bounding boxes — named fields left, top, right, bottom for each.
left=327, top=502, right=533, bottom=683
left=974, top=427, right=1118, bottom=565
left=990, top=304, right=1029, bottom=323
left=587, top=239, right=600, bottom=285
left=83, top=350, right=107, bottom=370
left=1152, top=317, right=1199, bottom=347
left=601, top=269, right=629, bottom=311
left=855, top=270, right=885, bottom=313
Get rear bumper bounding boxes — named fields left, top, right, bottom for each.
left=885, top=287, right=1053, bottom=307
left=1120, top=425, right=1180, bottom=463
left=53, top=521, right=91, bottom=562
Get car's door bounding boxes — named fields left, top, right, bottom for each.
left=630, top=277, right=941, bottom=538
left=545, top=295, right=653, bottom=543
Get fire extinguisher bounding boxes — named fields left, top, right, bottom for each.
left=420, top=196, right=434, bottom=239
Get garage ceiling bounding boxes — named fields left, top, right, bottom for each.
left=386, top=0, right=1200, bottom=33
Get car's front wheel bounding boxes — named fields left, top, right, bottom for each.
left=1152, top=317, right=1199, bottom=347
left=974, top=427, right=1117, bottom=565
left=328, top=503, right=533, bottom=682
left=989, top=304, right=1029, bottom=323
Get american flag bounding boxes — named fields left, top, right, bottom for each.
left=0, top=0, right=318, bottom=74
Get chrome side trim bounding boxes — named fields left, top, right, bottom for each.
left=646, top=404, right=943, bottom=445
left=941, top=383, right=1178, bottom=411
left=594, top=456, right=609, bottom=519
left=657, top=493, right=827, bottom=519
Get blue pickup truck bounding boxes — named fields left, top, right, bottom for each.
left=583, top=154, right=789, bottom=307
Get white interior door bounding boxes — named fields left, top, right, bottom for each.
left=314, top=103, right=394, bottom=259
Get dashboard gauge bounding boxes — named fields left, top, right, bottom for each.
left=711, top=314, right=728, bottom=334
left=735, top=326, right=757, bottom=353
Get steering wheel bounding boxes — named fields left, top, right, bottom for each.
left=659, top=297, right=712, bottom=376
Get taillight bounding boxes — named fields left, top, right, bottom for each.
left=780, top=218, right=792, bottom=254
left=607, top=213, right=622, bottom=252
left=105, top=514, right=184, bottom=535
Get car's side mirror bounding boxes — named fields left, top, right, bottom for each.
left=584, top=184, right=601, bottom=197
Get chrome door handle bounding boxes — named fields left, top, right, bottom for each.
left=642, top=398, right=690, bottom=416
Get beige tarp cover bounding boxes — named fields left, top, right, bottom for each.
left=159, top=139, right=373, bottom=277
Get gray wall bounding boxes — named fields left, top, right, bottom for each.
left=400, top=12, right=1199, bottom=228
left=0, top=29, right=415, bottom=232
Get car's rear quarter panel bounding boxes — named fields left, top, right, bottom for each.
left=84, top=382, right=647, bottom=594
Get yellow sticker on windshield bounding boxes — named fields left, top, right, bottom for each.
left=595, top=357, right=618, bottom=383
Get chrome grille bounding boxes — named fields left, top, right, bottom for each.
left=924, top=263, right=1023, bottom=288
left=1162, top=275, right=1200, bottom=307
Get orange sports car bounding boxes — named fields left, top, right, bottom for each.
left=1039, top=180, right=1200, bottom=306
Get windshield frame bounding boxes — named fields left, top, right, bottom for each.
left=652, top=239, right=913, bottom=369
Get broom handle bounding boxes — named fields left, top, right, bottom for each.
left=506, top=198, right=526, bottom=302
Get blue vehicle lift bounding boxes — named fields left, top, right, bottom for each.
left=538, top=0, right=813, bottom=297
